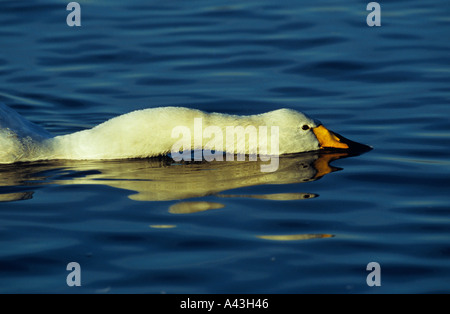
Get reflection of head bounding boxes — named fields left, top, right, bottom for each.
left=0, top=152, right=352, bottom=202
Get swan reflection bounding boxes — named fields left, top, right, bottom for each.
left=0, top=151, right=352, bottom=203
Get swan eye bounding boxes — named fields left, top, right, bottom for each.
left=301, top=125, right=310, bottom=131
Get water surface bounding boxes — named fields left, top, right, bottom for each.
left=0, top=0, right=449, bottom=293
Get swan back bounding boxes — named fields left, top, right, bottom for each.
left=52, top=107, right=322, bottom=159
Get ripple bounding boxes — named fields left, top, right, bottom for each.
left=149, top=225, right=177, bottom=229
left=169, top=202, right=225, bottom=214
left=269, top=86, right=342, bottom=97
left=257, top=234, right=334, bottom=241
left=135, top=77, right=194, bottom=86
left=175, top=57, right=292, bottom=71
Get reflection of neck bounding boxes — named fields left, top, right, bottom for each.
left=64, top=153, right=328, bottom=201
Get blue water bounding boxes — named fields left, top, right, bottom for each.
left=1, top=0, right=449, bottom=293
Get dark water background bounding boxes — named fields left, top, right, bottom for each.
left=0, top=0, right=449, bottom=293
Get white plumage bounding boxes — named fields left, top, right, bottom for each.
left=0, top=104, right=326, bottom=164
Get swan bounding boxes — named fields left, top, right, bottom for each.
left=0, top=104, right=367, bottom=164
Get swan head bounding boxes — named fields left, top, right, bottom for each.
left=262, top=109, right=370, bottom=154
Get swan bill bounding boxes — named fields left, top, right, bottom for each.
left=312, top=125, right=349, bottom=150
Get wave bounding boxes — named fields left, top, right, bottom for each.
left=0, top=103, right=52, bottom=163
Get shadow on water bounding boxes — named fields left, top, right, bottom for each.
left=0, top=149, right=369, bottom=203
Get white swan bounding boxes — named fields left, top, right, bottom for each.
left=0, top=104, right=359, bottom=164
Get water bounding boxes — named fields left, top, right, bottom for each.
left=0, top=0, right=449, bottom=293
